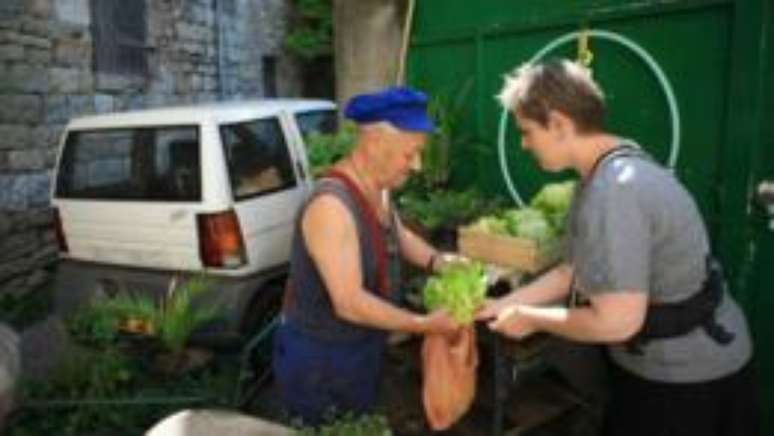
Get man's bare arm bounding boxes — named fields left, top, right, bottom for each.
left=302, top=195, right=455, bottom=334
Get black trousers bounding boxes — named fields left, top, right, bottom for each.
left=602, top=360, right=760, bottom=436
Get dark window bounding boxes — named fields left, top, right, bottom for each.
left=220, top=118, right=297, bottom=200
left=295, top=109, right=337, bottom=138
left=91, top=0, right=148, bottom=75
left=56, top=126, right=201, bottom=201
left=262, top=56, right=278, bottom=98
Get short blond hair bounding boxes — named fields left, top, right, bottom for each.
left=497, top=59, right=606, bottom=133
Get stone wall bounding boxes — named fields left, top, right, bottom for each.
left=0, top=0, right=302, bottom=300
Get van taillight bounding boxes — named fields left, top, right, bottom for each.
left=53, top=208, right=68, bottom=253
left=197, top=210, right=247, bottom=268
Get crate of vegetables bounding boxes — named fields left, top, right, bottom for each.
left=458, top=181, right=575, bottom=273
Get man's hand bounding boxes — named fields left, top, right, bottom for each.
left=431, top=252, right=470, bottom=272
left=421, top=309, right=461, bottom=335
left=486, top=304, right=538, bottom=340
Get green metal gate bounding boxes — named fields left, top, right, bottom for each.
left=408, top=0, right=773, bottom=432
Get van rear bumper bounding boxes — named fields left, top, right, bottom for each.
left=52, top=259, right=288, bottom=337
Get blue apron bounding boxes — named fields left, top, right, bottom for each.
left=272, top=319, right=386, bottom=425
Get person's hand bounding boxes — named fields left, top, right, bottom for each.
left=486, top=304, right=538, bottom=340
left=475, top=296, right=510, bottom=322
left=431, top=252, right=470, bottom=272
left=421, top=309, right=460, bottom=335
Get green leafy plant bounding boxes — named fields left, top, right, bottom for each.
left=285, top=0, right=332, bottom=60
left=296, top=413, right=392, bottom=436
left=157, top=276, right=222, bottom=355
left=69, top=276, right=223, bottom=356
left=306, top=121, right=357, bottom=177
left=0, top=290, right=51, bottom=331
left=423, top=262, right=487, bottom=324
left=421, top=80, right=475, bottom=188
left=398, top=188, right=503, bottom=232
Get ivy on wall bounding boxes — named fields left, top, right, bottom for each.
left=285, top=0, right=332, bottom=60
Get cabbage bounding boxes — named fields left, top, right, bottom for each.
left=500, top=207, right=555, bottom=243
left=513, top=215, right=556, bottom=244
left=422, top=262, right=487, bottom=324
left=467, top=181, right=574, bottom=245
left=473, top=216, right=509, bottom=235
left=529, top=180, right=576, bottom=234
left=530, top=180, right=576, bottom=215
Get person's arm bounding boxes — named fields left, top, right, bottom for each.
left=395, top=217, right=439, bottom=270
left=302, top=194, right=457, bottom=334
left=489, top=291, right=647, bottom=343
left=395, top=216, right=464, bottom=272
left=477, top=263, right=574, bottom=320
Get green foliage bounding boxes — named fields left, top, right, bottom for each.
left=296, top=413, right=392, bottom=436
left=306, top=121, right=357, bottom=177
left=285, top=0, right=332, bottom=60
left=423, top=262, right=487, bottom=324
left=398, top=188, right=503, bottom=232
left=67, top=301, right=123, bottom=348
left=13, top=348, right=138, bottom=435
left=158, top=276, right=222, bottom=355
left=68, top=275, right=223, bottom=355
left=11, top=350, right=235, bottom=436
left=395, top=80, right=506, bottom=234
left=421, top=80, right=475, bottom=188
left=471, top=181, right=576, bottom=245
left=0, top=290, right=51, bottom=331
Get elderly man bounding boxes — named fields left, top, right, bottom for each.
left=271, top=86, right=461, bottom=425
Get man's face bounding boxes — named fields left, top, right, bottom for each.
left=377, top=129, right=427, bottom=189
left=514, top=109, right=569, bottom=172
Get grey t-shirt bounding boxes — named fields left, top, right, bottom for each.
left=567, top=142, right=752, bottom=383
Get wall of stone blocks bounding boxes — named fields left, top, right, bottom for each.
left=0, top=0, right=303, bottom=301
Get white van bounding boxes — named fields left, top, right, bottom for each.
left=50, top=99, right=336, bottom=340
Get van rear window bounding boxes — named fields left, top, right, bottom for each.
left=295, top=109, right=337, bottom=138
left=56, top=126, right=201, bottom=201
left=220, top=117, right=297, bottom=200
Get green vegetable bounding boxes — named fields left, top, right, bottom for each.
left=422, top=262, right=487, bottom=324
left=502, top=207, right=556, bottom=244
left=530, top=180, right=576, bottom=213
left=472, top=216, right=509, bottom=235
left=530, top=180, right=576, bottom=232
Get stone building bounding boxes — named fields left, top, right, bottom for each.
left=0, top=0, right=305, bottom=301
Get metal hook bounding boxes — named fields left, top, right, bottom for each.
left=577, top=28, right=594, bottom=67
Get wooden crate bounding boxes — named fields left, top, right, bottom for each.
left=458, top=226, right=561, bottom=273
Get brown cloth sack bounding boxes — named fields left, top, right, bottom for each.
left=422, top=325, right=478, bottom=431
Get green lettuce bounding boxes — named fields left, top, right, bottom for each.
left=422, top=262, right=487, bottom=324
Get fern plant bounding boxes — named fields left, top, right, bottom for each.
left=157, top=275, right=222, bottom=355
left=69, top=276, right=222, bottom=357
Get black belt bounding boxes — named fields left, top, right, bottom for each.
left=626, top=256, right=735, bottom=354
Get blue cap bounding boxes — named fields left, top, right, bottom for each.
left=344, top=86, right=435, bottom=133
